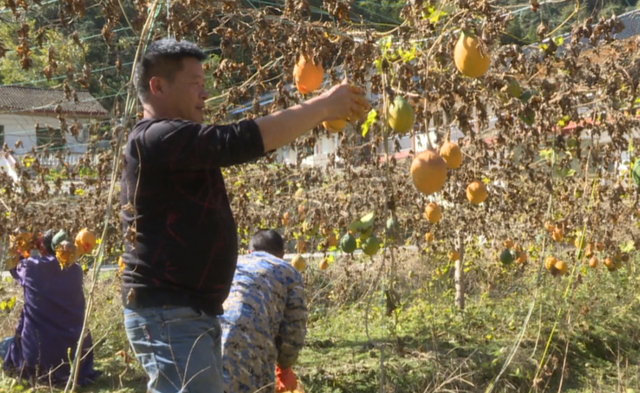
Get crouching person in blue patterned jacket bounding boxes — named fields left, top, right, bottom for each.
left=220, top=229, right=308, bottom=393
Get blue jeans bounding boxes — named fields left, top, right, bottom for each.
left=124, top=306, right=223, bottom=393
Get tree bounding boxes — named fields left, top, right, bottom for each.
left=0, top=20, right=87, bottom=86
left=501, top=16, right=526, bottom=45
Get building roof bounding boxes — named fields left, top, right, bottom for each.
left=0, top=86, right=108, bottom=117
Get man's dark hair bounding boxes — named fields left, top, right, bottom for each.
left=249, top=230, right=285, bottom=257
left=136, top=38, right=207, bottom=102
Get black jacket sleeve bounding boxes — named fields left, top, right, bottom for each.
left=137, top=118, right=265, bottom=169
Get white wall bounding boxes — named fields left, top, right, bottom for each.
left=275, top=133, right=339, bottom=166
left=316, top=134, right=338, bottom=155
left=0, top=154, right=18, bottom=182
left=276, top=144, right=297, bottom=165
left=0, top=113, right=95, bottom=155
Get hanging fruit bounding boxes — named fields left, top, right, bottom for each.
left=454, top=31, right=491, bottom=78
left=500, top=249, right=514, bottom=265
left=424, top=232, right=434, bottom=243
left=410, top=150, right=447, bottom=195
left=326, top=234, right=338, bottom=248
left=544, top=221, right=554, bottom=232
left=362, top=235, right=381, bottom=256
left=466, top=180, right=488, bottom=204
left=75, top=228, right=96, bottom=255
left=323, top=119, right=347, bottom=133
left=544, top=256, right=557, bottom=271
left=424, top=202, right=442, bottom=224
left=293, top=54, right=324, bottom=94
left=340, top=233, right=357, bottom=254
left=439, top=141, right=462, bottom=169
left=552, top=260, right=568, bottom=276
left=291, top=254, right=306, bottom=271
left=387, top=96, right=415, bottom=133
left=56, top=241, right=78, bottom=270
left=552, top=226, right=564, bottom=242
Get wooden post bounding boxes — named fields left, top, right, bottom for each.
left=455, top=231, right=465, bottom=310
left=411, top=131, right=416, bottom=153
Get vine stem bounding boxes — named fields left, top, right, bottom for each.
left=379, top=70, right=392, bottom=393
left=64, top=2, right=161, bottom=391
left=375, top=69, right=401, bottom=392
left=454, top=230, right=465, bottom=310
left=545, top=0, right=580, bottom=38
left=364, top=248, right=388, bottom=343
left=204, top=57, right=283, bottom=104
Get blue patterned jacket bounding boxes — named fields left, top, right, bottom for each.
left=220, top=251, right=307, bottom=392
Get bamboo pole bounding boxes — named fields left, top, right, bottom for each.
left=454, top=231, right=465, bottom=310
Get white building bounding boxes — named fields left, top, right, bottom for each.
left=0, top=86, right=108, bottom=158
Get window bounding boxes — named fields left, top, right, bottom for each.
left=0, top=125, right=4, bottom=146
left=36, top=127, right=65, bottom=150
left=81, top=124, right=89, bottom=141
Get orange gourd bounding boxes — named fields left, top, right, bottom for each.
left=424, top=202, right=442, bottom=224
left=410, top=150, right=447, bottom=195
left=322, top=119, right=346, bottom=133
left=454, top=33, right=490, bottom=78
left=424, top=232, right=434, bottom=243
left=553, top=260, right=568, bottom=276
left=466, top=180, right=487, bottom=204
left=439, top=141, right=462, bottom=169
left=293, top=55, right=324, bottom=94
left=75, top=228, right=96, bottom=255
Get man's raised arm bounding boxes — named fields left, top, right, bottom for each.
left=255, top=81, right=369, bottom=152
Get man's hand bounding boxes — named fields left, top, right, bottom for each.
left=317, top=80, right=370, bottom=123
left=255, top=80, right=370, bottom=152
left=275, top=365, right=298, bottom=392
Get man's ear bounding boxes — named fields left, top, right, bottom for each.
left=148, top=76, right=165, bottom=97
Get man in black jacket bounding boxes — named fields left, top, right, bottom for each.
left=120, top=38, right=369, bottom=393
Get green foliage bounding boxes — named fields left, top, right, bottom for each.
left=2, top=248, right=640, bottom=392
left=361, top=109, right=377, bottom=138
left=0, top=21, right=87, bottom=85
left=632, top=159, right=640, bottom=187
left=347, top=211, right=376, bottom=233
left=298, top=249, right=640, bottom=392
left=501, top=15, right=527, bottom=45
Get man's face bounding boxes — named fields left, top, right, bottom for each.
left=162, top=57, right=208, bottom=123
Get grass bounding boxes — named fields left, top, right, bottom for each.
left=295, top=249, right=640, bottom=392
left=1, top=249, right=639, bottom=392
